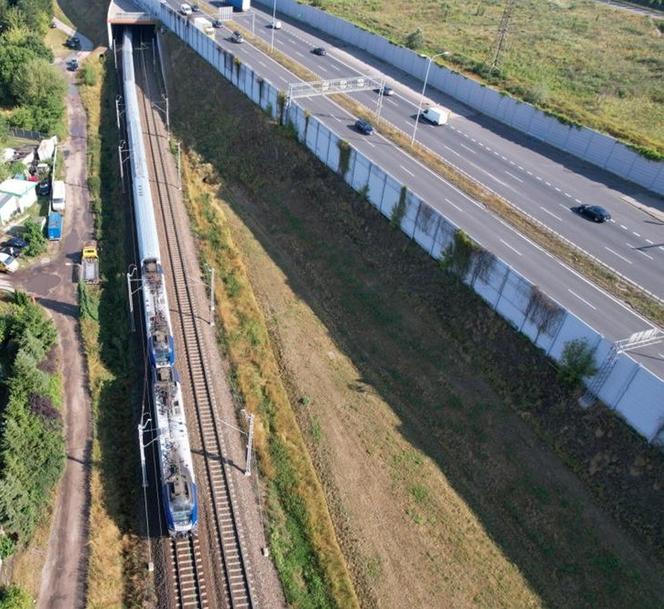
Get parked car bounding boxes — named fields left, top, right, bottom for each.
left=312, top=46, right=327, bottom=56
left=67, top=58, right=79, bottom=71
left=354, top=119, right=374, bottom=135
left=573, top=204, right=611, bottom=223
left=65, top=36, right=81, bottom=50
left=271, top=20, right=282, bottom=29
left=179, top=3, right=192, bottom=15
left=212, top=18, right=223, bottom=28
left=37, top=180, right=51, bottom=197
left=379, top=85, right=394, bottom=97
left=1, top=246, right=21, bottom=259
left=230, top=31, right=244, bottom=43
left=3, top=237, right=28, bottom=250
left=0, top=252, right=19, bottom=273
left=191, top=3, right=200, bottom=12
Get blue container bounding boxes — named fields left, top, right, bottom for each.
left=47, top=212, right=62, bottom=241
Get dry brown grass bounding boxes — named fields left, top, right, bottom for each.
left=229, top=21, right=664, bottom=328
left=180, top=152, right=360, bottom=609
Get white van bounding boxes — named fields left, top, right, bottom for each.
left=179, top=3, right=192, bottom=15
left=422, top=106, right=449, bottom=126
left=0, top=252, right=19, bottom=273
left=52, top=180, right=66, bottom=211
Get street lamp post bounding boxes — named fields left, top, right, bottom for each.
left=411, top=52, right=447, bottom=146
left=270, top=0, right=278, bottom=51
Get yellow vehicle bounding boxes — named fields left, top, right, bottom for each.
left=81, top=241, right=99, bottom=283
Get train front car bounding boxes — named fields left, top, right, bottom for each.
left=122, top=30, right=198, bottom=537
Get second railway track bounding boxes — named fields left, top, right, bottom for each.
left=133, top=33, right=254, bottom=609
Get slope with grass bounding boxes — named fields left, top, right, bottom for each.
left=164, top=33, right=664, bottom=609
left=297, top=0, right=664, bottom=157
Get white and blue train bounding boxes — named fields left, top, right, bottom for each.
left=122, top=30, right=198, bottom=537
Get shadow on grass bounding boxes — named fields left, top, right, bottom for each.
left=164, top=35, right=664, bottom=609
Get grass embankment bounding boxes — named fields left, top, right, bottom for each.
left=78, top=51, right=151, bottom=609
left=53, top=0, right=107, bottom=47
left=296, top=0, right=664, bottom=158
left=180, top=154, right=359, bottom=609
left=229, top=21, right=664, bottom=327
left=164, top=34, right=664, bottom=609
left=0, top=293, right=65, bottom=604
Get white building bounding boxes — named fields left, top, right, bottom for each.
left=0, top=179, right=38, bottom=224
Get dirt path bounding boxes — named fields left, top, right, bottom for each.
left=10, top=48, right=95, bottom=609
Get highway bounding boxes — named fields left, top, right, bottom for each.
left=231, top=1, right=664, bottom=301
left=161, top=0, right=664, bottom=375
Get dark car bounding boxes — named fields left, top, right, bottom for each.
left=312, top=47, right=327, bottom=56
left=3, top=237, right=28, bottom=250
left=67, top=58, right=79, bottom=71
left=573, top=204, right=611, bottom=223
left=379, top=85, right=394, bottom=97
left=1, top=245, right=21, bottom=259
left=212, top=18, right=223, bottom=28
left=354, top=119, right=374, bottom=135
left=191, top=3, right=200, bottom=11
left=37, top=180, right=51, bottom=196
left=65, top=36, right=81, bottom=50
left=230, top=30, right=244, bottom=43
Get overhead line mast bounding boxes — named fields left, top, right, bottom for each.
left=490, top=0, right=516, bottom=72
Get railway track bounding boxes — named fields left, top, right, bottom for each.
left=172, top=537, right=208, bottom=609
left=133, top=35, right=254, bottom=609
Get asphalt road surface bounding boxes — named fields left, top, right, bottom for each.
left=162, top=0, right=664, bottom=376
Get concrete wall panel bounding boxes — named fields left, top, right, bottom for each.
left=612, top=366, right=664, bottom=441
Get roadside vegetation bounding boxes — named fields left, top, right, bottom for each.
left=78, top=50, right=150, bottom=609
left=299, top=0, right=664, bottom=157
left=0, top=292, right=65, bottom=606
left=0, top=0, right=66, bottom=137
left=164, top=35, right=664, bottom=609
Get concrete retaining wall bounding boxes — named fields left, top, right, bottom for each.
left=135, top=0, right=664, bottom=444
left=254, top=0, right=664, bottom=196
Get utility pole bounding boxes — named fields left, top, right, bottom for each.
left=490, top=0, right=515, bottom=72
left=244, top=412, right=254, bottom=477
left=209, top=266, right=215, bottom=327
left=176, top=141, right=182, bottom=190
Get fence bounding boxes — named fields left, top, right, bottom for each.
left=133, top=0, right=664, bottom=444
left=8, top=127, right=45, bottom=143
left=254, top=0, right=664, bottom=196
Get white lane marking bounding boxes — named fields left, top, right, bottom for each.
left=258, top=60, right=267, bottom=67
left=504, top=170, right=523, bottom=183
left=575, top=198, right=581, bottom=204
left=627, top=244, right=654, bottom=260
left=659, top=353, right=664, bottom=359
left=568, top=289, right=597, bottom=310
left=333, top=116, right=342, bottom=123
left=526, top=170, right=533, bottom=175
left=517, top=165, right=524, bottom=170
left=604, top=246, right=632, bottom=264
left=609, top=218, right=615, bottom=223
left=509, top=160, right=515, bottom=165
left=319, top=65, right=329, bottom=73
left=471, top=137, right=476, bottom=142
left=620, top=224, right=628, bottom=230
left=632, top=231, right=641, bottom=237
left=400, top=165, right=415, bottom=177
left=329, top=64, right=341, bottom=71
left=444, top=197, right=464, bottom=213
left=278, top=76, right=288, bottom=82
left=536, top=176, right=542, bottom=181
left=494, top=151, right=500, bottom=156
left=554, top=186, right=561, bottom=192
left=545, top=181, right=551, bottom=186
left=295, top=50, right=305, bottom=58
left=365, top=140, right=376, bottom=148
left=478, top=142, right=484, bottom=147
left=540, top=206, right=562, bottom=221
left=443, top=144, right=463, bottom=158
left=660, top=246, right=664, bottom=251
left=564, top=192, right=572, bottom=198
left=459, top=143, right=476, bottom=154
left=386, top=98, right=399, bottom=106
left=558, top=203, right=569, bottom=210
left=501, top=155, right=507, bottom=161
left=499, top=238, right=522, bottom=256
left=646, top=239, right=654, bottom=245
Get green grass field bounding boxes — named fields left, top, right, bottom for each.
left=302, top=0, right=664, bottom=157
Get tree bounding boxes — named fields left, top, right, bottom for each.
left=404, top=28, right=425, bottom=51
left=558, top=338, right=598, bottom=389
left=0, top=44, right=34, bottom=104
left=22, top=218, right=47, bottom=257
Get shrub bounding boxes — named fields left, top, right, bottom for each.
left=0, top=585, right=31, bottom=609
left=80, top=63, right=97, bottom=87
left=22, top=218, right=47, bottom=257
left=404, top=28, right=425, bottom=51
left=558, top=338, right=598, bottom=388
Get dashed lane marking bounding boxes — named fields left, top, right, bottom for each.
left=627, top=244, right=654, bottom=260
left=504, top=170, right=523, bottom=183
left=620, top=224, right=628, bottom=230
left=400, top=165, right=415, bottom=177
left=460, top=143, right=476, bottom=154
left=568, top=289, right=597, bottom=310
left=540, top=206, right=562, bottom=221
left=443, top=144, right=463, bottom=158
left=499, top=238, right=522, bottom=256
left=605, top=246, right=632, bottom=264
left=632, top=231, right=641, bottom=237
left=444, top=197, right=464, bottom=213
left=564, top=192, right=572, bottom=198
left=646, top=239, right=654, bottom=244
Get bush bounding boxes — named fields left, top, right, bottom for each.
left=404, top=28, right=425, bottom=51
left=558, top=338, right=598, bottom=388
left=81, top=63, right=97, bottom=87
left=0, top=586, right=31, bottom=609
left=22, top=218, right=47, bottom=257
